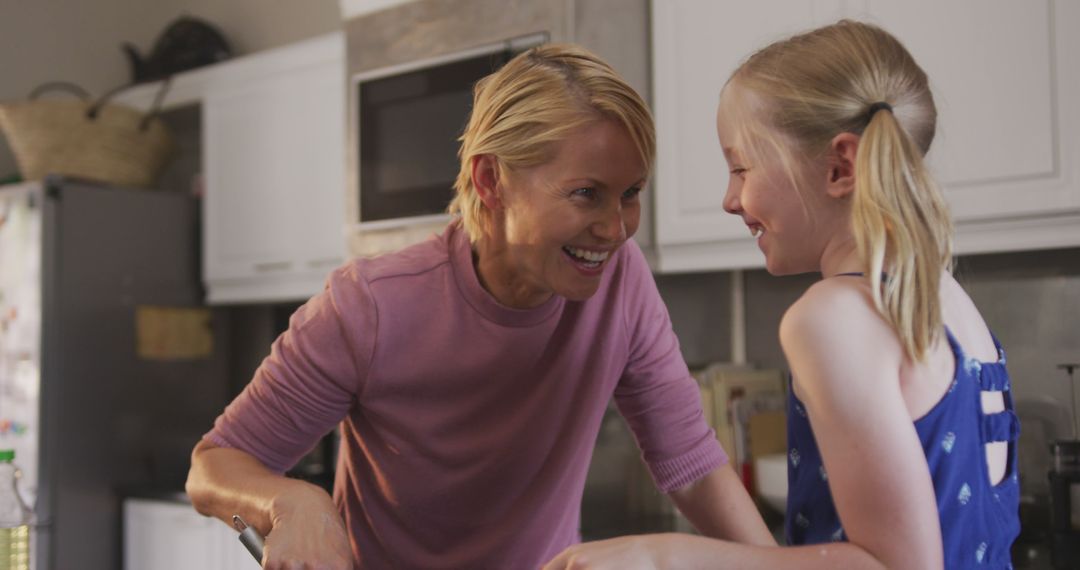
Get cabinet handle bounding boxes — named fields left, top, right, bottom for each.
left=253, top=261, right=293, bottom=272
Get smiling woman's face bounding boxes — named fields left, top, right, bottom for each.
left=477, top=118, right=648, bottom=308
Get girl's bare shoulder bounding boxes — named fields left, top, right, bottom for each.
left=780, top=276, right=903, bottom=370
left=782, top=276, right=878, bottom=333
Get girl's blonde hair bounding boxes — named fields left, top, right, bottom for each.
left=448, top=43, right=655, bottom=243
left=724, top=20, right=952, bottom=361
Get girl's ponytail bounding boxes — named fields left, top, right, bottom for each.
left=853, top=107, right=953, bottom=360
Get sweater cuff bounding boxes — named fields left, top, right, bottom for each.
left=648, top=438, right=729, bottom=493
left=201, top=431, right=288, bottom=475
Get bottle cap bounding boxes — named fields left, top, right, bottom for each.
left=0, top=450, right=13, bottom=462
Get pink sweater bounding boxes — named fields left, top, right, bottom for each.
left=206, top=222, right=725, bottom=569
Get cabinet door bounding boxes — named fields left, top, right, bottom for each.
left=651, top=0, right=846, bottom=271
left=651, top=0, right=1080, bottom=272
left=862, top=0, right=1080, bottom=254
left=203, top=33, right=346, bottom=303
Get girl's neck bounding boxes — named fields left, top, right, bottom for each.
left=818, top=234, right=863, bottom=278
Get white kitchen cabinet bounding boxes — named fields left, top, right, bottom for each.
left=123, top=498, right=259, bottom=570
left=650, top=0, right=1080, bottom=272
left=113, top=32, right=348, bottom=303
left=203, top=32, right=347, bottom=303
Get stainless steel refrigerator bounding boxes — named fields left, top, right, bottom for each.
left=0, top=176, right=231, bottom=570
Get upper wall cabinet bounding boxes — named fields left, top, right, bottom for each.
left=650, top=0, right=1080, bottom=272
left=115, top=32, right=348, bottom=304
left=203, top=32, right=347, bottom=303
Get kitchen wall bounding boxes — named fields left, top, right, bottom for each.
left=955, top=249, right=1080, bottom=409
left=0, top=0, right=341, bottom=180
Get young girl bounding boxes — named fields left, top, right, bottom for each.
left=544, top=20, right=1020, bottom=570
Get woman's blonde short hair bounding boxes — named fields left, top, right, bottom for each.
left=721, top=20, right=951, bottom=361
left=448, top=43, right=655, bottom=243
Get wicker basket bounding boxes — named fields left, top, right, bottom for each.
left=0, top=81, right=175, bottom=189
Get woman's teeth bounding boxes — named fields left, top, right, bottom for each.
left=563, top=246, right=610, bottom=265
left=750, top=226, right=764, bottom=239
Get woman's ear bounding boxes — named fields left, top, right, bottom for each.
left=471, top=154, right=503, bottom=210
left=826, top=132, right=860, bottom=199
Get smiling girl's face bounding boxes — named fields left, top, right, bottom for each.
left=716, top=83, right=844, bottom=276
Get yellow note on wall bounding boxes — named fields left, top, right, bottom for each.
left=135, top=305, right=213, bottom=360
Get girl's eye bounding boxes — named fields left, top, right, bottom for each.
left=622, top=186, right=642, bottom=200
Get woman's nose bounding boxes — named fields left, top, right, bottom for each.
left=593, top=205, right=627, bottom=242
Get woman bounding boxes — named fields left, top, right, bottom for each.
left=545, top=20, right=1020, bottom=570
left=186, top=43, right=772, bottom=569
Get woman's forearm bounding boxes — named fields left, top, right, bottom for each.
left=185, top=440, right=333, bottom=536
left=668, top=464, right=776, bottom=546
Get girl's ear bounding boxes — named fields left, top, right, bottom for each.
left=471, top=154, right=503, bottom=210
left=826, top=132, right=860, bottom=199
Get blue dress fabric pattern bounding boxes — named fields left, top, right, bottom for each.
left=784, top=327, right=1021, bottom=568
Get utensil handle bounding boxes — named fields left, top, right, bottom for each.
left=233, top=514, right=265, bottom=563
left=239, top=525, right=265, bottom=563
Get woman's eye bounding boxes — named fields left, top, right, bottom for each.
left=730, top=167, right=747, bottom=177
left=622, top=187, right=642, bottom=200
left=571, top=187, right=596, bottom=199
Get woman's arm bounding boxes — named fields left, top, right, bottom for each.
left=186, top=439, right=354, bottom=568
left=667, top=463, right=775, bottom=546
left=612, top=242, right=774, bottom=547
left=185, top=269, right=375, bottom=568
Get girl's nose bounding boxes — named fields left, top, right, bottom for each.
left=722, top=183, right=742, bottom=215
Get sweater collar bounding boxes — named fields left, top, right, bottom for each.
left=448, top=222, right=564, bottom=327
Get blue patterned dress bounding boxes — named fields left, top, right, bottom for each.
left=784, top=327, right=1021, bottom=568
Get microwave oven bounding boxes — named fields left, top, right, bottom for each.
left=350, top=33, right=547, bottom=232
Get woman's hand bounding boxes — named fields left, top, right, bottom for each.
left=261, top=484, right=354, bottom=570
left=186, top=442, right=355, bottom=569
left=541, top=535, right=668, bottom=570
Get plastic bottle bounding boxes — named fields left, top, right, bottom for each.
left=0, top=449, right=30, bottom=570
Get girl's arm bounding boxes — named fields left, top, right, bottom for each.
left=779, top=279, right=943, bottom=569
left=543, top=533, right=881, bottom=570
